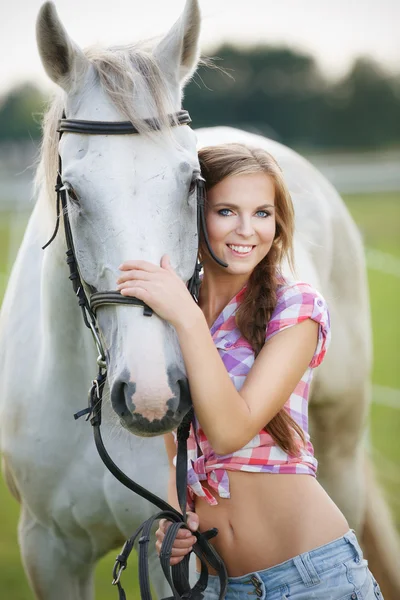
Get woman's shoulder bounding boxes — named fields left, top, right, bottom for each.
left=267, top=276, right=331, bottom=367
left=275, top=275, right=325, bottom=303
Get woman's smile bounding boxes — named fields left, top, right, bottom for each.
left=226, top=244, right=256, bottom=257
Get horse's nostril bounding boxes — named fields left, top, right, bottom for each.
left=111, top=375, right=136, bottom=420
left=111, top=379, right=124, bottom=417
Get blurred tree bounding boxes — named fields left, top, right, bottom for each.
left=185, top=45, right=327, bottom=147
left=322, top=58, right=400, bottom=149
left=185, top=47, right=400, bottom=150
left=0, top=84, right=45, bottom=141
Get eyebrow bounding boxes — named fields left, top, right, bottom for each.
left=213, top=203, right=275, bottom=210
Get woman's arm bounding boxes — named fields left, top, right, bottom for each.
left=175, top=312, right=318, bottom=455
left=116, top=257, right=320, bottom=456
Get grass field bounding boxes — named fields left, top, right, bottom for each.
left=0, top=191, right=399, bottom=599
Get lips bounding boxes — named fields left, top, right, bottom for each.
left=226, top=244, right=255, bottom=256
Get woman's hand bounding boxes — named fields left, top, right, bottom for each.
left=155, top=512, right=199, bottom=566
left=116, top=255, right=201, bottom=329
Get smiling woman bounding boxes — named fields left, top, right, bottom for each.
left=147, top=142, right=392, bottom=600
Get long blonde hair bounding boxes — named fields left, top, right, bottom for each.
left=198, top=143, right=306, bottom=456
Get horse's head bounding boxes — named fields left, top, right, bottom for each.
left=36, top=1, right=202, bottom=436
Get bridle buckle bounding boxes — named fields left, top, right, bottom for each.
left=112, top=563, right=126, bottom=586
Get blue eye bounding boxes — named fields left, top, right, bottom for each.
left=217, top=208, right=271, bottom=217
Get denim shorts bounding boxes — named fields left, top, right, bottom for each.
left=198, top=530, right=383, bottom=599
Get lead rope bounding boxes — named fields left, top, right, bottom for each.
left=78, top=367, right=227, bottom=600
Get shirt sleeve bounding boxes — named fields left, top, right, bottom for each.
left=265, top=282, right=331, bottom=368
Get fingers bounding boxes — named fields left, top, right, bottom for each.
left=155, top=520, right=196, bottom=565
left=117, top=280, right=147, bottom=294
left=157, top=533, right=196, bottom=549
left=158, top=518, right=170, bottom=531
left=116, top=269, right=154, bottom=285
left=160, top=254, right=174, bottom=271
left=119, top=260, right=159, bottom=272
left=186, top=511, right=200, bottom=532
left=156, top=523, right=195, bottom=545
left=118, top=257, right=175, bottom=279
left=119, top=285, right=150, bottom=300
left=155, top=539, right=195, bottom=557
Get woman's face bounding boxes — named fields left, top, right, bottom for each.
left=203, top=172, right=276, bottom=277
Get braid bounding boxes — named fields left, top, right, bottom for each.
left=236, top=249, right=306, bottom=457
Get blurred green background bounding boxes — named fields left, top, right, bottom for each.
left=0, top=42, right=399, bottom=599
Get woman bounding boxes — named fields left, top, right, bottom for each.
left=116, top=144, right=382, bottom=599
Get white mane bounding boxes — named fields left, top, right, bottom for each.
left=36, top=41, right=177, bottom=214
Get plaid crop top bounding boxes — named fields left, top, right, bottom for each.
left=173, top=277, right=331, bottom=509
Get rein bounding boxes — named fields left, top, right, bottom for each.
left=42, top=109, right=228, bottom=600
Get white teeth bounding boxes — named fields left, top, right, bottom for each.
left=228, top=244, right=253, bottom=253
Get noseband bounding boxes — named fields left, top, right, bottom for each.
left=42, top=109, right=228, bottom=600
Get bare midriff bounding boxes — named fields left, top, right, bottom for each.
left=194, top=470, right=349, bottom=577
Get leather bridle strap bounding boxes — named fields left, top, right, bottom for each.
left=90, top=291, right=154, bottom=317
left=84, top=369, right=227, bottom=600
left=57, top=110, right=192, bottom=135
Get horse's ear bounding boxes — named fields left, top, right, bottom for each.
left=153, top=0, right=201, bottom=87
left=36, top=2, right=89, bottom=92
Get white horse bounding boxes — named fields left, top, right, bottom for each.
left=0, top=1, right=399, bottom=599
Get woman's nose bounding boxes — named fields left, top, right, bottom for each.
left=235, top=216, right=255, bottom=237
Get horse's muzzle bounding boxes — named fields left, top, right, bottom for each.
left=110, top=367, right=192, bottom=436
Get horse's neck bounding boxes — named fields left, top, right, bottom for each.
left=41, top=231, right=97, bottom=381
left=2, top=196, right=96, bottom=395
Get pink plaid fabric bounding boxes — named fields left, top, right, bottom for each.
left=174, top=277, right=331, bottom=509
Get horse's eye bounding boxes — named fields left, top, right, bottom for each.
left=189, top=177, right=197, bottom=195
left=66, top=186, right=79, bottom=203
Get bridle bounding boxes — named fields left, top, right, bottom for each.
left=42, top=109, right=228, bottom=600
